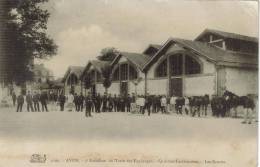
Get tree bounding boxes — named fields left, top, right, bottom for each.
left=2, top=0, right=57, bottom=85
left=102, top=66, right=112, bottom=94
left=97, top=47, right=118, bottom=62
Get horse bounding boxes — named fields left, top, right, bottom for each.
left=223, top=90, right=255, bottom=118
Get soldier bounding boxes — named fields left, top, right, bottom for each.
left=33, top=91, right=40, bottom=112
left=125, top=94, right=131, bottom=112
left=102, top=94, right=108, bottom=112
left=85, top=94, right=93, bottom=117
left=156, top=95, right=162, bottom=113
left=40, top=91, right=48, bottom=112
left=119, top=95, right=125, bottom=112
left=58, top=92, right=66, bottom=111
left=78, top=92, right=84, bottom=112
left=145, top=94, right=152, bottom=116
left=161, top=95, right=167, bottom=114
left=16, top=92, right=24, bottom=112
left=73, top=93, right=78, bottom=111
left=112, top=94, right=118, bottom=112
left=95, top=93, right=101, bottom=113
left=26, top=91, right=34, bottom=112
left=108, top=94, right=113, bottom=112
left=12, top=92, right=16, bottom=106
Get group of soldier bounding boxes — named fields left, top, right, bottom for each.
left=11, top=89, right=257, bottom=124
left=13, top=91, right=52, bottom=112
left=66, top=92, right=134, bottom=117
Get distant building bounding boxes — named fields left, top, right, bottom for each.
left=78, top=29, right=258, bottom=97
left=62, top=66, right=84, bottom=95
left=33, top=64, right=54, bottom=83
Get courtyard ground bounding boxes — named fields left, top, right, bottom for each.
left=0, top=106, right=257, bottom=167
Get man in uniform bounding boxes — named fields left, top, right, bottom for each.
left=85, top=94, right=93, bottom=117
left=112, top=94, right=118, bottom=112
left=73, top=93, right=79, bottom=111
left=12, top=92, right=16, bottom=106
left=95, top=93, right=101, bottom=113
left=26, top=91, right=34, bottom=112
left=119, top=95, right=125, bottom=112
left=108, top=94, right=113, bottom=112
left=125, top=94, right=131, bottom=112
left=33, top=91, right=40, bottom=112
left=102, top=94, right=108, bottom=112
left=40, top=91, right=48, bottom=112
left=59, top=92, right=66, bottom=111
left=145, top=94, right=152, bottom=116
left=78, top=92, right=84, bottom=112
left=16, top=92, right=24, bottom=112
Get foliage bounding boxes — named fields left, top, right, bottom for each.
left=2, top=0, right=57, bottom=85
left=97, top=47, right=118, bottom=62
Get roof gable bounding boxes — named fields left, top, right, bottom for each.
left=111, top=52, right=151, bottom=71
left=62, top=66, right=84, bottom=82
left=195, top=29, right=258, bottom=43
left=80, top=60, right=110, bottom=79
left=142, top=38, right=258, bottom=71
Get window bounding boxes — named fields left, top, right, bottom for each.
left=67, top=74, right=78, bottom=85
left=185, top=55, right=201, bottom=74
left=120, top=64, right=128, bottom=81
left=170, top=54, right=183, bottom=76
left=155, top=59, right=167, bottom=77
left=129, top=65, right=138, bottom=80
left=96, top=71, right=102, bottom=82
left=112, top=67, right=120, bottom=81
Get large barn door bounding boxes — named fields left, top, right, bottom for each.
left=120, top=81, right=128, bottom=96
left=170, top=78, right=183, bottom=97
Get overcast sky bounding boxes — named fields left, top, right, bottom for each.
left=37, top=0, right=258, bottom=78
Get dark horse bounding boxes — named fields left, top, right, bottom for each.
left=223, top=90, right=255, bottom=118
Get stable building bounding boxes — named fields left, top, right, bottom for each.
left=80, top=29, right=258, bottom=97
left=62, top=66, right=84, bottom=95
left=81, top=60, right=110, bottom=95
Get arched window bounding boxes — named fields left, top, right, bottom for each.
left=112, top=66, right=119, bottom=81
left=185, top=55, right=201, bottom=74
left=96, top=71, right=102, bottom=82
left=120, top=64, right=128, bottom=81
left=129, top=65, right=138, bottom=80
left=67, top=74, right=78, bottom=85
left=155, top=59, right=167, bottom=77
left=170, top=54, right=183, bottom=76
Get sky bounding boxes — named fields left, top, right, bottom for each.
left=37, top=0, right=258, bottom=78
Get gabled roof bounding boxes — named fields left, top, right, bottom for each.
left=62, top=66, right=84, bottom=82
left=111, top=51, right=151, bottom=70
left=142, top=37, right=258, bottom=71
left=195, top=29, right=258, bottom=43
left=80, top=60, right=110, bottom=79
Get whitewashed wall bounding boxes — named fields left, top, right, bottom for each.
left=96, top=83, right=106, bottom=95
left=184, top=75, right=215, bottom=96
left=129, top=80, right=145, bottom=95
left=225, top=67, right=257, bottom=96
left=147, top=78, right=167, bottom=95
left=108, top=82, right=120, bottom=95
